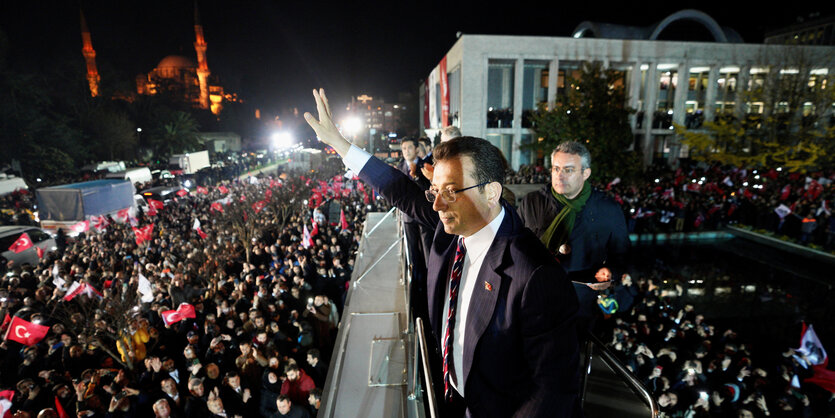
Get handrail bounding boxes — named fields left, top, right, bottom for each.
left=416, top=317, right=438, bottom=418
left=584, top=332, right=660, bottom=417
left=364, top=206, right=397, bottom=238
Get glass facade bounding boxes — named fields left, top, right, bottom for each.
left=487, top=60, right=515, bottom=128
left=522, top=60, right=549, bottom=128
left=486, top=133, right=513, bottom=163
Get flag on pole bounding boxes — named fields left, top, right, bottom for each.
left=796, top=323, right=835, bottom=393
left=160, top=303, right=197, bottom=326
left=302, top=224, right=312, bottom=249
left=4, top=316, right=49, bottom=346
left=71, top=220, right=89, bottom=234
left=7, top=233, right=33, bottom=253
left=148, top=199, right=164, bottom=210
left=340, top=208, right=349, bottom=231
left=63, top=282, right=103, bottom=301
left=252, top=200, right=267, bottom=213
left=210, top=202, right=224, bottom=213
left=218, top=185, right=229, bottom=194
left=116, top=208, right=130, bottom=223
left=138, top=273, right=154, bottom=303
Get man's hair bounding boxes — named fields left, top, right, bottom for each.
left=551, top=141, right=591, bottom=169
left=400, top=137, right=418, bottom=148
left=307, top=348, right=320, bottom=360
left=433, top=136, right=506, bottom=191
left=277, top=394, right=291, bottom=403
left=441, top=125, right=462, bottom=140
left=309, top=388, right=322, bottom=401
left=418, top=137, right=432, bottom=148
left=284, top=363, right=300, bottom=374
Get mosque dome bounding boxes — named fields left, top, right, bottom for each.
left=155, top=55, right=197, bottom=78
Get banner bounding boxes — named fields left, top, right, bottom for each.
left=423, top=79, right=430, bottom=129
left=439, top=56, right=449, bottom=128
left=428, top=68, right=437, bottom=129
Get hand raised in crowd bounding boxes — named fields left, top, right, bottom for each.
left=421, top=162, right=434, bottom=181
left=304, top=88, right=351, bottom=156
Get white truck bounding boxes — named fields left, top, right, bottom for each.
left=169, top=150, right=210, bottom=175
left=105, top=167, right=153, bottom=185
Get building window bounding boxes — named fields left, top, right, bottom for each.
left=487, top=60, right=515, bottom=128
left=522, top=60, right=549, bottom=128
left=486, top=133, right=513, bottom=163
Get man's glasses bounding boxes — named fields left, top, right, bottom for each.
left=552, top=166, right=580, bottom=175
left=425, top=182, right=490, bottom=203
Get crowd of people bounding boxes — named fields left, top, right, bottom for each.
left=505, top=162, right=835, bottom=249
left=0, top=162, right=388, bottom=417
left=601, top=273, right=834, bottom=417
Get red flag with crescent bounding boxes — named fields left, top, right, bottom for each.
left=8, top=233, right=33, bottom=253
left=5, top=316, right=49, bottom=346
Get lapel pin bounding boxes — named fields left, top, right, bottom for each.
left=484, top=282, right=493, bottom=292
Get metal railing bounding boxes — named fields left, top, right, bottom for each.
left=581, top=332, right=661, bottom=417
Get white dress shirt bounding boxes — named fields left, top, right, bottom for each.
left=442, top=208, right=504, bottom=395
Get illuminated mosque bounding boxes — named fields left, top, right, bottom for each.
left=80, top=2, right=236, bottom=115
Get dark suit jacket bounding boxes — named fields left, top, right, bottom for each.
left=359, top=156, right=582, bottom=417
left=518, top=185, right=629, bottom=282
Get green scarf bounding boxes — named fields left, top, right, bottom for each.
left=541, top=181, right=591, bottom=254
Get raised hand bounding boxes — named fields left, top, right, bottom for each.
left=304, top=88, right=351, bottom=156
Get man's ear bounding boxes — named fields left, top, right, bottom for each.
left=582, top=167, right=592, bottom=181
left=487, top=182, right=502, bottom=204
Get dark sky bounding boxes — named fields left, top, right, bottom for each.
left=1, top=0, right=832, bottom=117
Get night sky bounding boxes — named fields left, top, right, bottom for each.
left=1, top=1, right=832, bottom=117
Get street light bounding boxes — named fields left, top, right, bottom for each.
left=136, top=127, right=142, bottom=144
left=341, top=117, right=362, bottom=137
left=271, top=131, right=294, bottom=149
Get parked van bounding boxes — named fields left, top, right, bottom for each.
left=105, top=167, right=152, bottom=185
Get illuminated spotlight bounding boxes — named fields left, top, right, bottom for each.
left=271, top=131, right=294, bottom=149
left=341, top=117, right=362, bottom=136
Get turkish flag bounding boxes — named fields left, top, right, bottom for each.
left=176, top=189, right=188, bottom=197
left=116, top=208, right=130, bottom=223
left=148, top=199, right=164, bottom=210
left=36, top=247, right=44, bottom=259
left=197, top=186, right=208, bottom=195
left=177, top=303, right=196, bottom=319
left=160, top=310, right=183, bottom=326
left=210, top=202, right=224, bottom=213
left=218, top=185, right=229, bottom=194
left=195, top=227, right=207, bottom=239
left=252, top=200, right=267, bottom=213
left=71, top=221, right=89, bottom=234
left=146, top=204, right=157, bottom=216
left=63, top=282, right=103, bottom=301
left=93, top=215, right=110, bottom=231
left=311, top=219, right=319, bottom=237
left=781, top=185, right=791, bottom=200
left=5, top=316, right=49, bottom=346
left=8, top=233, right=33, bottom=253
left=265, top=189, right=272, bottom=200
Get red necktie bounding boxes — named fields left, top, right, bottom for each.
left=444, top=237, right=466, bottom=401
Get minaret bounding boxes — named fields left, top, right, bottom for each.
left=80, top=10, right=100, bottom=97
left=193, top=1, right=210, bottom=110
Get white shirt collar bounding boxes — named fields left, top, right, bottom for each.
left=462, top=207, right=505, bottom=259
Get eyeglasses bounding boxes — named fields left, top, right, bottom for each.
left=552, top=166, right=581, bottom=175
left=425, top=182, right=490, bottom=203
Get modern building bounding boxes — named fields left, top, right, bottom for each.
left=420, top=10, right=835, bottom=169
